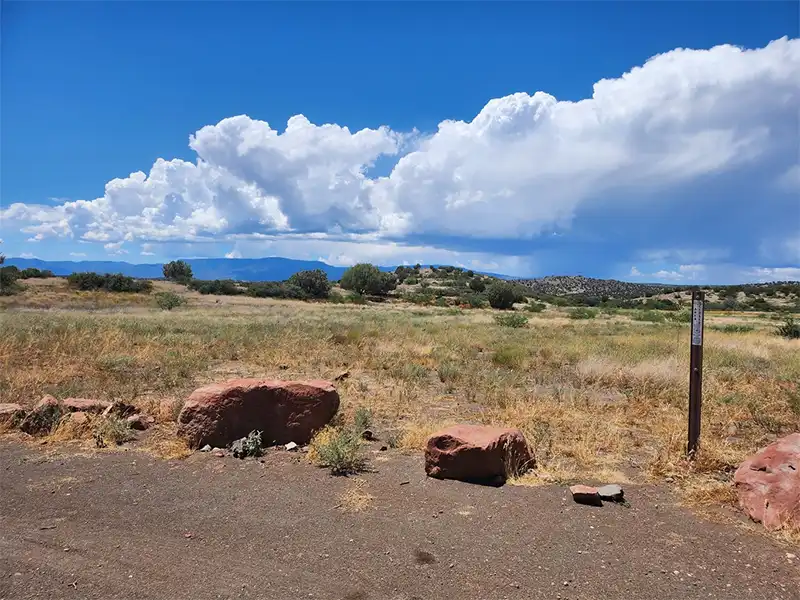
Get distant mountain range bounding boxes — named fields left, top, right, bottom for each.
left=4, top=256, right=514, bottom=282
left=6, top=257, right=794, bottom=295
left=4, top=257, right=354, bottom=281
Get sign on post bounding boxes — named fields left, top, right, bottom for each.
left=687, top=290, right=705, bottom=457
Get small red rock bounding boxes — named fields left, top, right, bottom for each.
left=126, top=414, right=153, bottom=431
left=36, top=395, right=60, bottom=410
left=0, top=403, right=25, bottom=425
left=62, top=398, right=112, bottom=413
left=734, top=433, right=800, bottom=531
left=425, top=424, right=533, bottom=483
left=64, top=411, right=90, bottom=427
left=103, top=401, right=137, bottom=418
left=570, top=485, right=603, bottom=506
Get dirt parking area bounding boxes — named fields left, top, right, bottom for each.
left=1, top=441, right=797, bottom=600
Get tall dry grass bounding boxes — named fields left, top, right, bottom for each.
left=1, top=296, right=798, bottom=504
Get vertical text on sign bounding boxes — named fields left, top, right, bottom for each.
left=691, top=294, right=704, bottom=346
left=687, top=290, right=705, bottom=457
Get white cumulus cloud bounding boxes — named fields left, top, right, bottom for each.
left=104, top=241, right=128, bottom=255
left=1, top=37, right=798, bottom=276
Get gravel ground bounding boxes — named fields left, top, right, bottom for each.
left=1, top=440, right=797, bottom=600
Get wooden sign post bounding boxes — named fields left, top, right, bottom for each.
left=687, top=290, right=705, bottom=458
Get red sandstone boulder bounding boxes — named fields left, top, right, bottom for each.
left=425, top=424, right=533, bottom=483
left=734, top=433, right=800, bottom=531
left=18, top=396, right=112, bottom=435
left=0, top=403, right=25, bottom=426
left=62, top=398, right=112, bottom=413
left=19, top=396, right=62, bottom=435
left=177, top=379, right=340, bottom=449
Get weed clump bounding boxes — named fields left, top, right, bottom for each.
left=710, top=323, right=755, bottom=333
left=309, top=425, right=367, bottom=475
left=492, top=345, right=527, bottom=369
left=230, top=430, right=265, bottom=458
left=567, top=307, right=597, bottom=320
left=353, top=407, right=373, bottom=437
left=494, top=313, right=529, bottom=328
left=154, top=291, right=186, bottom=311
left=93, top=416, right=136, bottom=446
left=776, top=316, right=800, bottom=339
left=631, top=310, right=665, bottom=323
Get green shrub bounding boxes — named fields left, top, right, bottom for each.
left=353, top=407, right=373, bottom=436
left=394, top=362, right=428, bottom=380
left=67, top=272, right=152, bottom=293
left=93, top=416, right=136, bottom=445
left=643, top=298, right=679, bottom=311
left=287, top=269, right=331, bottom=299
left=403, top=292, right=435, bottom=305
left=0, top=265, right=23, bottom=295
left=394, top=266, right=416, bottom=283
left=484, top=281, right=520, bottom=309
left=525, top=302, right=546, bottom=313
left=469, top=278, right=486, bottom=292
left=189, top=279, right=242, bottom=295
left=710, top=324, right=755, bottom=333
left=457, top=293, right=486, bottom=308
left=162, top=260, right=193, bottom=282
left=244, top=281, right=307, bottom=299
left=631, top=310, right=665, bottom=323
left=492, top=345, right=526, bottom=369
left=494, top=313, right=529, bottom=328
left=437, top=361, right=461, bottom=385
left=404, top=277, right=419, bottom=285
left=154, top=291, right=186, bottom=311
left=309, top=426, right=366, bottom=475
left=667, top=309, right=692, bottom=323
left=340, top=264, right=397, bottom=296
left=567, top=307, right=597, bottom=320
left=776, top=316, right=800, bottom=339
left=18, top=267, right=54, bottom=279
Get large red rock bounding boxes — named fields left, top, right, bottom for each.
left=177, top=379, right=340, bottom=449
left=425, top=424, right=533, bottom=483
left=734, top=433, right=800, bottom=531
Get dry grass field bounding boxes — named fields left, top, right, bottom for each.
left=2, top=278, right=798, bottom=524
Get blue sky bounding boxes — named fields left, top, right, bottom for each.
left=1, top=1, right=798, bottom=281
